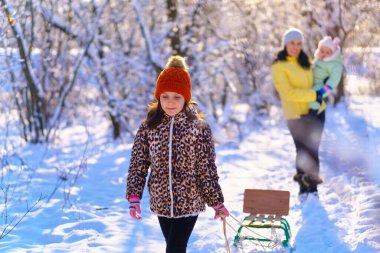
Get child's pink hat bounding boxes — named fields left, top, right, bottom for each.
left=318, top=36, right=340, bottom=52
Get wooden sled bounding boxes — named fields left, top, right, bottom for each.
left=233, top=189, right=291, bottom=248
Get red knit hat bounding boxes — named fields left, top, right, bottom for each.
left=154, top=56, right=192, bottom=102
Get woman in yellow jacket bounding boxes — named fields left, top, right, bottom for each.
left=272, top=28, right=330, bottom=199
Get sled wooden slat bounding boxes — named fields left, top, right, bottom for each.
left=243, top=189, right=290, bottom=216
left=256, top=214, right=265, bottom=223
left=242, top=214, right=256, bottom=226
left=250, top=214, right=264, bottom=226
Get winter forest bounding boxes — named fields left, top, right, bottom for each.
left=1, top=0, right=380, bottom=252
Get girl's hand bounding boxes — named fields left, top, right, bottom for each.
left=213, top=203, right=230, bottom=220
left=129, top=195, right=142, bottom=220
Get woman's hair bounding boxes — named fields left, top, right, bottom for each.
left=273, top=47, right=311, bottom=69
left=145, top=100, right=203, bottom=129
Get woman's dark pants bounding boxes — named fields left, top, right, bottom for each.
left=287, top=111, right=326, bottom=192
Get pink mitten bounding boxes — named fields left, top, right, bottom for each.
left=213, top=203, right=230, bottom=220
left=129, top=195, right=142, bottom=220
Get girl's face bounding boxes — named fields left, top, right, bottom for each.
left=160, top=92, right=186, bottom=116
left=317, top=46, right=333, bottom=60
left=286, top=39, right=302, bottom=58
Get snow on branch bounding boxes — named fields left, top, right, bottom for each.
left=40, top=6, right=79, bottom=40
left=1, top=0, right=45, bottom=98
left=45, top=0, right=110, bottom=141
left=132, top=0, right=163, bottom=72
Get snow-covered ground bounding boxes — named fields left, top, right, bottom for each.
left=0, top=94, right=379, bottom=253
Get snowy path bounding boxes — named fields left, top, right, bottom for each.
left=181, top=98, right=380, bottom=253
left=316, top=101, right=380, bottom=252
left=0, top=97, right=379, bottom=253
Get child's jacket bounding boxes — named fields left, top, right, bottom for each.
left=313, top=50, right=343, bottom=91
left=126, top=112, right=224, bottom=218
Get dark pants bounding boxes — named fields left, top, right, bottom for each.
left=158, top=215, right=198, bottom=253
left=287, top=111, right=326, bottom=191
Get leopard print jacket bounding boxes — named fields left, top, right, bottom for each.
left=126, top=111, right=224, bottom=218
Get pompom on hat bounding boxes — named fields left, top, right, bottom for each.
left=282, top=28, right=304, bottom=48
left=318, top=36, right=341, bottom=52
left=154, top=56, right=192, bottom=102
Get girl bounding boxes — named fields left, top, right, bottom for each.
left=309, top=36, right=343, bottom=115
left=272, top=28, right=327, bottom=199
left=126, top=56, right=229, bottom=253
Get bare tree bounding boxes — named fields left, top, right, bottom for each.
left=1, top=0, right=105, bottom=143
left=2, top=0, right=378, bottom=143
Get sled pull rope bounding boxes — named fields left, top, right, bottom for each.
left=219, top=213, right=270, bottom=253
left=229, top=214, right=273, bottom=241
left=219, top=213, right=284, bottom=253
left=215, top=209, right=231, bottom=253
left=222, top=216, right=231, bottom=253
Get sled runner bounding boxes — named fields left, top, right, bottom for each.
left=233, top=189, right=291, bottom=248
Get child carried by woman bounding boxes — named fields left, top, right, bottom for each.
left=309, top=36, right=343, bottom=115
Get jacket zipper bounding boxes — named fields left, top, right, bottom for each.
left=168, top=116, right=175, bottom=217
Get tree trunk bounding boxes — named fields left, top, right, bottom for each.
left=166, top=0, right=181, bottom=56
left=109, top=113, right=121, bottom=139
left=334, top=70, right=345, bottom=106
left=2, top=0, right=47, bottom=143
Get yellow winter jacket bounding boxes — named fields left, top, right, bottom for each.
left=272, top=56, right=326, bottom=120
